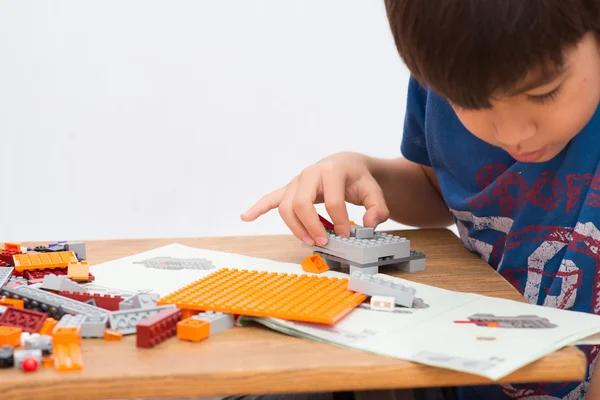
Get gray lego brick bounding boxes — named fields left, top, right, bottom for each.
left=315, top=249, right=425, bottom=269
left=65, top=242, right=86, bottom=261
left=0, top=305, right=6, bottom=315
left=81, top=314, right=109, bottom=338
left=0, top=285, right=108, bottom=318
left=307, top=231, right=411, bottom=264
left=55, top=314, right=86, bottom=330
left=192, top=311, right=234, bottom=336
left=0, top=267, right=14, bottom=289
left=347, top=271, right=416, bottom=308
left=109, top=305, right=175, bottom=335
left=137, top=293, right=159, bottom=308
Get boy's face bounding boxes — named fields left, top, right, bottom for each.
left=451, top=33, right=600, bottom=163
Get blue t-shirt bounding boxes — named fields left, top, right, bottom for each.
left=401, top=75, right=600, bottom=399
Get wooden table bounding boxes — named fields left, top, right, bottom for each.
left=1, top=229, right=586, bottom=400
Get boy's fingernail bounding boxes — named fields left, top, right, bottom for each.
left=303, top=236, right=315, bottom=246
left=315, top=236, right=328, bottom=246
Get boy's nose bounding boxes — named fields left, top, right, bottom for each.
left=492, top=120, right=537, bottom=147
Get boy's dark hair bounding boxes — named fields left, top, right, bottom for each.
left=384, top=0, right=600, bottom=109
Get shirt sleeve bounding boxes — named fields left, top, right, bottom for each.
left=401, top=75, right=432, bottom=167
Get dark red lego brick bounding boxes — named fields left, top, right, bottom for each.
left=0, top=261, right=6, bottom=267
left=136, top=308, right=182, bottom=348
left=25, top=267, right=94, bottom=282
left=0, top=307, right=46, bottom=333
left=58, top=291, right=122, bottom=311
left=0, top=250, right=21, bottom=265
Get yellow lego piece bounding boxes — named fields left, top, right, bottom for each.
left=157, top=268, right=366, bottom=325
left=67, top=261, right=89, bottom=280
left=13, top=251, right=78, bottom=272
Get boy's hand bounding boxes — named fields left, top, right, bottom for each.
left=241, top=152, right=390, bottom=246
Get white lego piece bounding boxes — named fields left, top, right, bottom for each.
left=348, top=271, right=416, bottom=308
left=370, top=295, right=396, bottom=312
left=13, top=349, right=42, bottom=370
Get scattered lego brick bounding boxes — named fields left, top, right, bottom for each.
left=193, top=311, right=234, bottom=336
left=180, top=309, right=201, bottom=320
left=67, top=261, right=89, bottom=280
left=0, top=298, right=24, bottom=308
left=23, top=334, right=52, bottom=355
left=109, top=306, right=175, bottom=335
left=348, top=271, right=416, bottom=308
left=0, top=267, right=14, bottom=288
left=39, top=318, right=58, bottom=336
left=136, top=308, right=182, bottom=348
left=103, top=328, right=123, bottom=341
left=0, top=249, right=20, bottom=265
left=81, top=315, right=109, bottom=338
left=14, top=349, right=41, bottom=371
left=53, top=327, right=81, bottom=346
left=3, top=243, right=20, bottom=252
left=370, top=295, right=395, bottom=312
left=13, top=251, right=78, bottom=272
left=0, top=285, right=108, bottom=318
left=64, top=242, right=86, bottom=261
left=41, top=274, right=85, bottom=293
left=25, top=267, right=94, bottom=283
left=53, top=342, right=83, bottom=371
left=0, top=307, right=47, bottom=333
left=158, top=268, right=366, bottom=325
left=59, top=291, right=122, bottom=311
left=177, top=318, right=210, bottom=342
left=0, top=326, right=22, bottom=347
left=42, top=355, right=53, bottom=368
left=0, top=261, right=6, bottom=267
left=301, top=254, right=329, bottom=274
left=0, top=345, right=13, bottom=368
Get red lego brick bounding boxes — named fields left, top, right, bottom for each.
left=0, top=250, right=20, bottom=265
left=0, top=307, right=46, bottom=333
left=0, top=261, right=6, bottom=267
left=58, top=291, right=122, bottom=311
left=136, top=308, right=182, bottom=348
left=24, top=267, right=94, bottom=282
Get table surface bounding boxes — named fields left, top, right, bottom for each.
left=1, top=228, right=586, bottom=400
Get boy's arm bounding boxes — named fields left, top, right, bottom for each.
left=368, top=156, right=454, bottom=228
left=586, top=362, right=600, bottom=399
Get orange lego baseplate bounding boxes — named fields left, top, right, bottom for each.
left=13, top=251, right=78, bottom=272
left=157, top=268, right=367, bottom=325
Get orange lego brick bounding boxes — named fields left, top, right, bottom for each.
left=67, top=261, right=90, bottom=280
left=13, top=251, right=78, bottom=272
left=53, top=343, right=83, bottom=371
left=301, top=254, right=329, bottom=274
left=39, top=318, right=58, bottom=335
left=0, top=326, right=22, bottom=347
left=42, top=355, right=54, bottom=368
left=4, top=243, right=20, bottom=252
left=52, top=327, right=81, bottom=345
left=177, top=317, right=210, bottom=342
left=0, top=298, right=24, bottom=308
left=157, top=268, right=366, bottom=325
left=181, top=309, right=201, bottom=319
left=103, top=328, right=123, bottom=341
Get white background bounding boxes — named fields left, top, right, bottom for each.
left=0, top=1, right=445, bottom=242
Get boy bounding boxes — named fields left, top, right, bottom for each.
left=240, top=1, right=600, bottom=399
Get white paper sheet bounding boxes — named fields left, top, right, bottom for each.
left=90, top=243, right=600, bottom=380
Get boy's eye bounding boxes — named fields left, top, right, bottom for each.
left=526, top=85, right=562, bottom=104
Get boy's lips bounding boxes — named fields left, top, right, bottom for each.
left=508, top=147, right=547, bottom=162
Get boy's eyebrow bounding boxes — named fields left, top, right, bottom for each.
left=505, top=64, right=570, bottom=96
